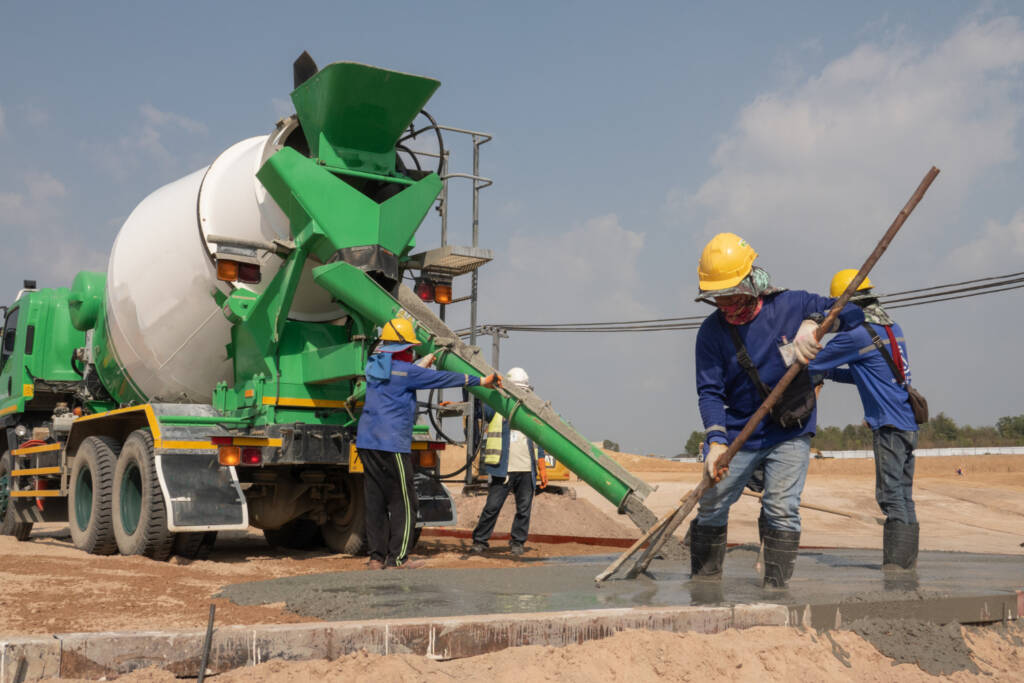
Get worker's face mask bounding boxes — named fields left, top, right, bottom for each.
left=715, top=294, right=762, bottom=325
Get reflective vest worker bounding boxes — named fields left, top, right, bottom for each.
left=808, top=270, right=920, bottom=570
left=357, top=317, right=500, bottom=570
left=470, top=367, right=546, bottom=557
left=693, top=233, right=864, bottom=588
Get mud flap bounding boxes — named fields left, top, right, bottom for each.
left=155, top=453, right=248, bottom=531
left=413, top=472, right=456, bottom=527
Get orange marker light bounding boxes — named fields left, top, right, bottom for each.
left=217, top=260, right=239, bottom=282
left=218, top=445, right=241, bottom=466
left=418, top=451, right=437, bottom=468
left=434, top=283, right=453, bottom=304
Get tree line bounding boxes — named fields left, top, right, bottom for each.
left=682, top=413, right=1024, bottom=456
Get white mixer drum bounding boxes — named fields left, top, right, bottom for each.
left=104, top=119, right=343, bottom=402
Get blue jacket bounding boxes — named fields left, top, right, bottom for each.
left=479, top=404, right=544, bottom=486
left=696, top=290, right=864, bottom=451
left=356, top=357, right=481, bottom=453
left=808, top=322, right=917, bottom=432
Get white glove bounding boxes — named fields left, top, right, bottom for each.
left=792, top=319, right=822, bottom=364
left=704, top=442, right=729, bottom=483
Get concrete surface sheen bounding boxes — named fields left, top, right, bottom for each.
left=217, top=547, right=1023, bottom=625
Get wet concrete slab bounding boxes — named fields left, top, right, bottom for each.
left=3, top=547, right=1019, bottom=680
left=217, top=546, right=1023, bottom=628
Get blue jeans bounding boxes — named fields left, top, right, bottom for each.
left=697, top=435, right=811, bottom=532
left=873, top=427, right=917, bottom=524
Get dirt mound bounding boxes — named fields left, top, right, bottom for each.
left=452, top=484, right=634, bottom=539
left=52, top=620, right=1024, bottom=682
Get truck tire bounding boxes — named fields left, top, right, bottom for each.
left=67, top=437, right=120, bottom=554
left=263, top=519, right=323, bottom=550
left=173, top=531, right=218, bottom=560
left=112, top=430, right=175, bottom=560
left=320, top=474, right=367, bottom=555
left=0, top=451, right=33, bottom=541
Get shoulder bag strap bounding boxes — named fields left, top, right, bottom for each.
left=883, top=325, right=907, bottom=381
left=726, top=324, right=772, bottom=400
left=860, top=322, right=907, bottom=387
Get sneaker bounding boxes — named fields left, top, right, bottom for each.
left=509, top=543, right=525, bottom=556
left=366, top=559, right=386, bottom=570
left=469, top=542, right=487, bottom=555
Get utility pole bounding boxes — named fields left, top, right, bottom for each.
left=480, top=325, right=508, bottom=371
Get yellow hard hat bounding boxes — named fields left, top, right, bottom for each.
left=829, top=269, right=873, bottom=298
left=698, top=233, right=758, bottom=291
left=380, top=317, right=420, bottom=344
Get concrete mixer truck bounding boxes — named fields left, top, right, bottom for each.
left=0, top=55, right=678, bottom=561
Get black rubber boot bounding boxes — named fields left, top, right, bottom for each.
left=762, top=527, right=800, bottom=588
left=882, top=520, right=919, bottom=570
left=689, top=520, right=728, bottom=580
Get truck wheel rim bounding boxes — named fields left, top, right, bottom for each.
left=119, top=462, right=143, bottom=535
left=74, top=468, right=93, bottom=531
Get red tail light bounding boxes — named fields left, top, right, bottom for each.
left=241, top=447, right=262, bottom=465
left=414, top=278, right=434, bottom=302
left=238, top=263, right=261, bottom=284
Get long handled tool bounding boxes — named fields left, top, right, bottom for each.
left=741, top=489, right=884, bottom=525
left=595, top=165, right=940, bottom=583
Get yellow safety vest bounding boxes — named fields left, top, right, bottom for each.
left=483, top=413, right=504, bottom=466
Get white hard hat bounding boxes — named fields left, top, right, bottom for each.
left=506, top=367, right=531, bottom=390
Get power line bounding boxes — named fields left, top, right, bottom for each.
left=455, top=270, right=1024, bottom=336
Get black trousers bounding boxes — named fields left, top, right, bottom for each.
left=472, top=471, right=534, bottom=546
left=359, top=449, right=418, bottom=566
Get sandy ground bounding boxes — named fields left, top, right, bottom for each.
left=47, top=622, right=1024, bottom=682
left=2, top=451, right=1021, bottom=681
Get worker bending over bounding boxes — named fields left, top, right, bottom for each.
left=470, top=367, right=548, bottom=556
left=809, top=271, right=921, bottom=570
left=357, top=318, right=500, bottom=569
left=693, top=233, right=863, bottom=588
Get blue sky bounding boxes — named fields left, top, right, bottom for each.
left=2, top=2, right=1023, bottom=454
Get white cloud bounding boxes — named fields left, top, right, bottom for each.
left=0, top=172, right=63, bottom=226
left=88, top=104, right=208, bottom=178
left=947, top=208, right=1024, bottom=273
left=673, top=17, right=1024, bottom=276
left=139, top=104, right=207, bottom=134
left=489, top=213, right=652, bottom=323
left=0, top=171, right=105, bottom=287
left=25, top=171, right=65, bottom=201
left=22, top=103, right=49, bottom=128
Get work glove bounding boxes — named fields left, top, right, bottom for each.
left=481, top=373, right=503, bottom=388
left=792, top=319, right=822, bottom=364
left=703, top=442, right=729, bottom=484
left=415, top=352, right=436, bottom=368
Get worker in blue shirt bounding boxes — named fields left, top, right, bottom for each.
left=809, top=270, right=920, bottom=570
left=692, top=233, right=864, bottom=588
left=357, top=317, right=500, bottom=570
